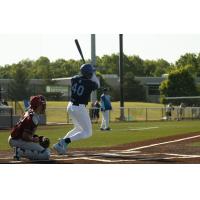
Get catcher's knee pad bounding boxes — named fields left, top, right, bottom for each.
left=8, top=136, right=15, bottom=148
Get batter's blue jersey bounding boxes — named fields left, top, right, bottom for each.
left=70, top=75, right=98, bottom=105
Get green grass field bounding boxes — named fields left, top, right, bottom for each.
left=1, top=120, right=200, bottom=151
left=16, top=101, right=163, bottom=109
left=46, top=101, right=164, bottom=108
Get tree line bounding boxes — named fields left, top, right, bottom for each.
left=1, top=52, right=200, bottom=102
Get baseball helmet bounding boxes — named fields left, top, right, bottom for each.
left=30, top=95, right=46, bottom=112
left=80, top=64, right=94, bottom=79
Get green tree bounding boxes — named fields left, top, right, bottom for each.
left=0, top=64, right=14, bottom=78
left=96, top=54, right=119, bottom=74
left=175, top=53, right=198, bottom=75
left=34, top=57, right=51, bottom=80
left=125, top=55, right=144, bottom=75
left=143, top=60, right=157, bottom=76
left=159, top=67, right=198, bottom=104
left=196, top=53, right=200, bottom=76
left=19, top=59, right=34, bottom=79
left=8, top=64, right=30, bottom=100
left=123, top=72, right=146, bottom=101
left=153, top=59, right=171, bottom=76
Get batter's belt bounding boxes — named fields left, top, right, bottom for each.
left=72, top=102, right=86, bottom=106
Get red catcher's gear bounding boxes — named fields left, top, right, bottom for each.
left=30, top=95, right=46, bottom=112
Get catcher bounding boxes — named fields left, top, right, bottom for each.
left=8, top=95, right=50, bottom=161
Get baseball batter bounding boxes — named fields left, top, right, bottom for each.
left=8, top=95, right=50, bottom=160
left=53, top=63, right=100, bottom=155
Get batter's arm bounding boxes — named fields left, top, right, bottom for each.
left=91, top=73, right=100, bottom=88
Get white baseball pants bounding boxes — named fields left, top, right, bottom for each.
left=101, top=110, right=110, bottom=129
left=64, top=102, right=92, bottom=141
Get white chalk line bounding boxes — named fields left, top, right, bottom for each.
left=54, top=156, right=135, bottom=163
left=128, top=127, right=159, bottom=131
left=4, top=152, right=200, bottom=164
left=126, top=134, right=200, bottom=152
left=96, top=126, right=159, bottom=132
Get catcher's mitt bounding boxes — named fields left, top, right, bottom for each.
left=39, top=136, right=50, bottom=148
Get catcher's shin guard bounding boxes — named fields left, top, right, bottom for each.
left=13, top=147, right=21, bottom=161
left=24, top=149, right=50, bottom=160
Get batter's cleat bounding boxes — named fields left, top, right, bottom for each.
left=53, top=139, right=67, bottom=155
left=105, top=127, right=111, bottom=131
left=100, top=128, right=105, bottom=131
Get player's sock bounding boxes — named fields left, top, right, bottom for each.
left=64, top=138, right=71, bottom=144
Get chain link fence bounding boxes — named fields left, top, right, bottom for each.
left=0, top=106, right=13, bottom=128
left=45, top=106, right=200, bottom=124
left=2, top=106, right=200, bottom=128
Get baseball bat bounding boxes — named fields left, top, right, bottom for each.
left=74, top=39, right=85, bottom=63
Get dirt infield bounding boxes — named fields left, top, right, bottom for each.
left=1, top=132, right=200, bottom=164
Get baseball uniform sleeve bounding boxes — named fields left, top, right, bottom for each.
left=91, top=73, right=100, bottom=88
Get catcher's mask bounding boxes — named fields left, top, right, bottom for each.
left=30, top=95, right=46, bottom=113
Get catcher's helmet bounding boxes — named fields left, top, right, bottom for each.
left=30, top=95, right=46, bottom=112
left=80, top=64, right=94, bottom=79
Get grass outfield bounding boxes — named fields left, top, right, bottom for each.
left=48, top=101, right=164, bottom=107
left=16, top=101, right=164, bottom=122
left=1, top=120, right=200, bottom=151
left=17, top=101, right=164, bottom=108
left=45, top=101, right=165, bottom=122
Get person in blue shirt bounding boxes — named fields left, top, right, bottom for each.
left=100, top=88, right=112, bottom=131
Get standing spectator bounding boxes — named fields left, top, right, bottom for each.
left=177, top=102, right=185, bottom=121
left=100, top=88, right=112, bottom=131
left=191, top=104, right=197, bottom=119
left=1, top=99, right=8, bottom=106
left=93, top=100, right=100, bottom=123
left=89, top=102, right=95, bottom=121
left=197, top=105, right=200, bottom=119
left=165, top=103, right=174, bottom=120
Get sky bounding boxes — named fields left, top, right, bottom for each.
left=0, top=34, right=200, bottom=66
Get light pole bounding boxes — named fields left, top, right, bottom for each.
left=91, top=34, right=97, bottom=103
left=119, top=34, right=125, bottom=120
